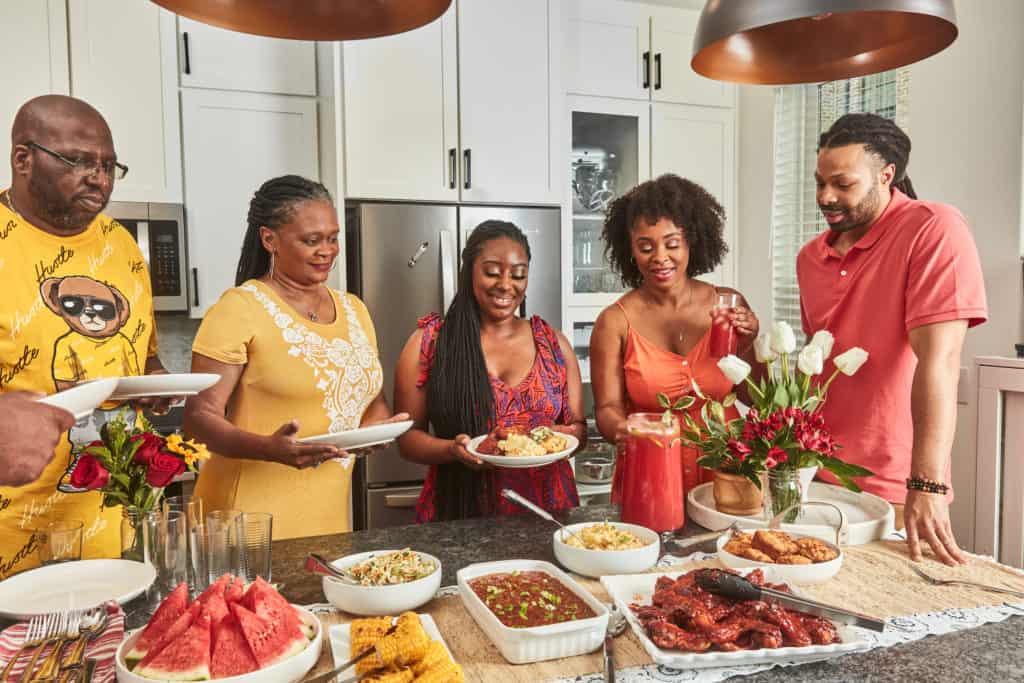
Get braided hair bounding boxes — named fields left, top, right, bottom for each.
left=426, top=220, right=532, bottom=520
left=818, top=113, right=916, bottom=199
left=602, top=174, right=728, bottom=289
left=235, top=175, right=333, bottom=285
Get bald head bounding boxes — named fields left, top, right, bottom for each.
left=7, top=95, right=117, bottom=235
left=11, top=95, right=111, bottom=148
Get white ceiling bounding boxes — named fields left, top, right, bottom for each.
left=625, top=0, right=707, bottom=10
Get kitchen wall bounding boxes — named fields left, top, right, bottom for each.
left=734, top=0, right=1024, bottom=550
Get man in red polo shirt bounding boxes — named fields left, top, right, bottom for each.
left=798, top=113, right=987, bottom=566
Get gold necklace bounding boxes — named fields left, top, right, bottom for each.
left=272, top=277, right=324, bottom=322
left=2, top=189, right=22, bottom=219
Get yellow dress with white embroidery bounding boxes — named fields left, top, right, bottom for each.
left=191, top=280, right=382, bottom=539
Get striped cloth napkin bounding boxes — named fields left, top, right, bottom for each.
left=0, top=602, right=124, bottom=683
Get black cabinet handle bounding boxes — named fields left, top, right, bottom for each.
left=448, top=148, right=456, bottom=189
left=654, top=53, right=662, bottom=90
left=191, top=267, right=199, bottom=307
left=463, top=148, right=472, bottom=190
left=642, top=51, right=650, bottom=89
left=183, top=31, right=191, bottom=74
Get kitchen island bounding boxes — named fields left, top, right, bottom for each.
left=273, top=504, right=1024, bottom=682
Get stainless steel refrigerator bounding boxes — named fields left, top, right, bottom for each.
left=345, top=202, right=561, bottom=529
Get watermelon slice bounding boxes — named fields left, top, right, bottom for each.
left=224, top=577, right=245, bottom=605
left=201, top=591, right=230, bottom=632
left=134, top=612, right=212, bottom=681
left=134, top=602, right=202, bottom=671
left=125, top=582, right=189, bottom=664
left=230, top=603, right=306, bottom=669
left=197, top=574, right=232, bottom=605
left=209, top=613, right=259, bottom=679
left=240, top=578, right=305, bottom=642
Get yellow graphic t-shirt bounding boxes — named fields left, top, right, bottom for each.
left=192, top=281, right=382, bottom=539
left=0, top=199, right=157, bottom=579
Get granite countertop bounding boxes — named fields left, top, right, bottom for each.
left=271, top=504, right=1024, bottom=681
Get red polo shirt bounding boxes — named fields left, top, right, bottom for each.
left=797, top=189, right=987, bottom=503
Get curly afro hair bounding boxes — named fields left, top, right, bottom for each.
left=601, top=173, right=728, bottom=289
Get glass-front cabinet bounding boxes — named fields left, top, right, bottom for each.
left=566, top=96, right=650, bottom=305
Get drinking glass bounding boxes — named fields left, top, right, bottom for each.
left=147, top=510, right=188, bottom=602
left=709, top=292, right=741, bottom=357
left=238, top=512, right=273, bottom=582
left=34, top=520, right=83, bottom=565
left=203, top=509, right=243, bottom=586
left=620, top=413, right=684, bottom=532
left=164, top=495, right=205, bottom=590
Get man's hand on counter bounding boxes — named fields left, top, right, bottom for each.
left=0, top=391, right=75, bottom=486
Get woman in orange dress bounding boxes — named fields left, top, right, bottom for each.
left=589, top=174, right=760, bottom=501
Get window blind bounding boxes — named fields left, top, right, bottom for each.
left=769, top=70, right=909, bottom=341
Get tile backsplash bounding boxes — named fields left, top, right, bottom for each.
left=155, top=314, right=201, bottom=373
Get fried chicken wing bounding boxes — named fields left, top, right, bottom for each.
left=795, top=537, right=839, bottom=562
left=752, top=530, right=800, bottom=559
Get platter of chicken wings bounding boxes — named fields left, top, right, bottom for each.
left=600, top=568, right=870, bottom=669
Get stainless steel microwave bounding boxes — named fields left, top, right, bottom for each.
left=106, top=201, right=189, bottom=312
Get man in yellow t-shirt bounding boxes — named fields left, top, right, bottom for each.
left=0, top=95, right=171, bottom=579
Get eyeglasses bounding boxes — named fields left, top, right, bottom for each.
left=25, top=141, right=129, bottom=181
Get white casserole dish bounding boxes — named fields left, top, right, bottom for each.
left=456, top=559, right=608, bottom=664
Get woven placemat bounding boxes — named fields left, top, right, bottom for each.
left=304, top=543, right=1024, bottom=682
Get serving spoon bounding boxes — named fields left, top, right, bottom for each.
left=500, top=489, right=589, bottom=547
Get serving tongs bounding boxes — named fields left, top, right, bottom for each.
left=304, top=624, right=398, bottom=683
left=694, top=568, right=886, bottom=632
left=304, top=553, right=361, bottom=585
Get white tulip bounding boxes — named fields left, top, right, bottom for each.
left=769, top=321, right=797, bottom=355
left=808, top=330, right=835, bottom=359
left=833, top=347, right=869, bottom=376
left=717, top=355, right=752, bottom=386
left=797, top=344, right=824, bottom=376
left=753, top=333, right=778, bottom=363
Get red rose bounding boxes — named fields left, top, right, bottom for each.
left=145, top=452, right=186, bottom=488
left=69, top=455, right=110, bottom=490
left=132, top=432, right=164, bottom=466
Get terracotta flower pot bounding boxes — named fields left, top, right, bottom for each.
left=712, top=471, right=763, bottom=516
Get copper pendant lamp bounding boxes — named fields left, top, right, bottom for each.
left=149, top=0, right=453, bottom=41
left=691, top=0, right=957, bottom=85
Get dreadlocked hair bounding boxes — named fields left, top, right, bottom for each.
left=602, top=174, right=728, bottom=289
left=235, top=175, right=333, bottom=285
left=426, top=220, right=532, bottom=521
left=818, top=113, right=916, bottom=199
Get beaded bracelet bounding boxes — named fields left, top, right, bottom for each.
left=906, top=476, right=949, bottom=494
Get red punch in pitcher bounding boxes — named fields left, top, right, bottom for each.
left=709, top=291, right=740, bottom=357
left=618, top=412, right=684, bottom=532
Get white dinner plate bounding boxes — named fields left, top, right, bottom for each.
left=0, top=559, right=155, bottom=619
left=299, top=420, right=414, bottom=450
left=601, top=568, right=871, bottom=670
left=108, top=373, right=221, bottom=400
left=328, top=614, right=451, bottom=668
left=467, top=433, right=579, bottom=469
left=36, top=378, right=118, bottom=420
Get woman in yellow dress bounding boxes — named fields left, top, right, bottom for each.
left=183, top=175, right=407, bottom=538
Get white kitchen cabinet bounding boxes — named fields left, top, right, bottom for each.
left=343, top=8, right=458, bottom=202
left=0, top=0, right=68, bottom=190
left=69, top=0, right=182, bottom=203
left=563, top=0, right=649, bottom=101
left=650, top=10, right=735, bottom=108
left=563, top=1, right=735, bottom=109
left=181, top=90, right=319, bottom=317
left=178, top=17, right=316, bottom=96
left=343, top=0, right=558, bottom=205
left=458, top=0, right=556, bottom=204
left=651, top=102, right=736, bottom=286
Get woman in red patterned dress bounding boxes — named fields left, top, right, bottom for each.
left=394, top=221, right=586, bottom=522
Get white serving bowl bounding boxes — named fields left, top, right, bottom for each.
left=321, top=550, right=442, bottom=616
left=115, top=605, right=321, bottom=683
left=716, top=530, right=843, bottom=584
left=552, top=522, right=660, bottom=578
left=457, top=559, right=608, bottom=664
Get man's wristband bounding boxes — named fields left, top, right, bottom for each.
left=906, top=476, right=949, bottom=494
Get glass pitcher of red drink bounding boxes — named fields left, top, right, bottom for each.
left=619, top=412, right=684, bottom=532
left=709, top=291, right=740, bottom=357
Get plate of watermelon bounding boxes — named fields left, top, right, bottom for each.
left=115, top=575, right=321, bottom=682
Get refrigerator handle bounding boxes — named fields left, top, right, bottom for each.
left=439, top=229, right=457, bottom=313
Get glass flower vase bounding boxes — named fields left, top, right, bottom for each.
left=763, top=469, right=802, bottom=523
left=120, top=507, right=149, bottom=563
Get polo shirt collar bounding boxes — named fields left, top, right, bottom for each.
left=817, top=188, right=909, bottom=259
